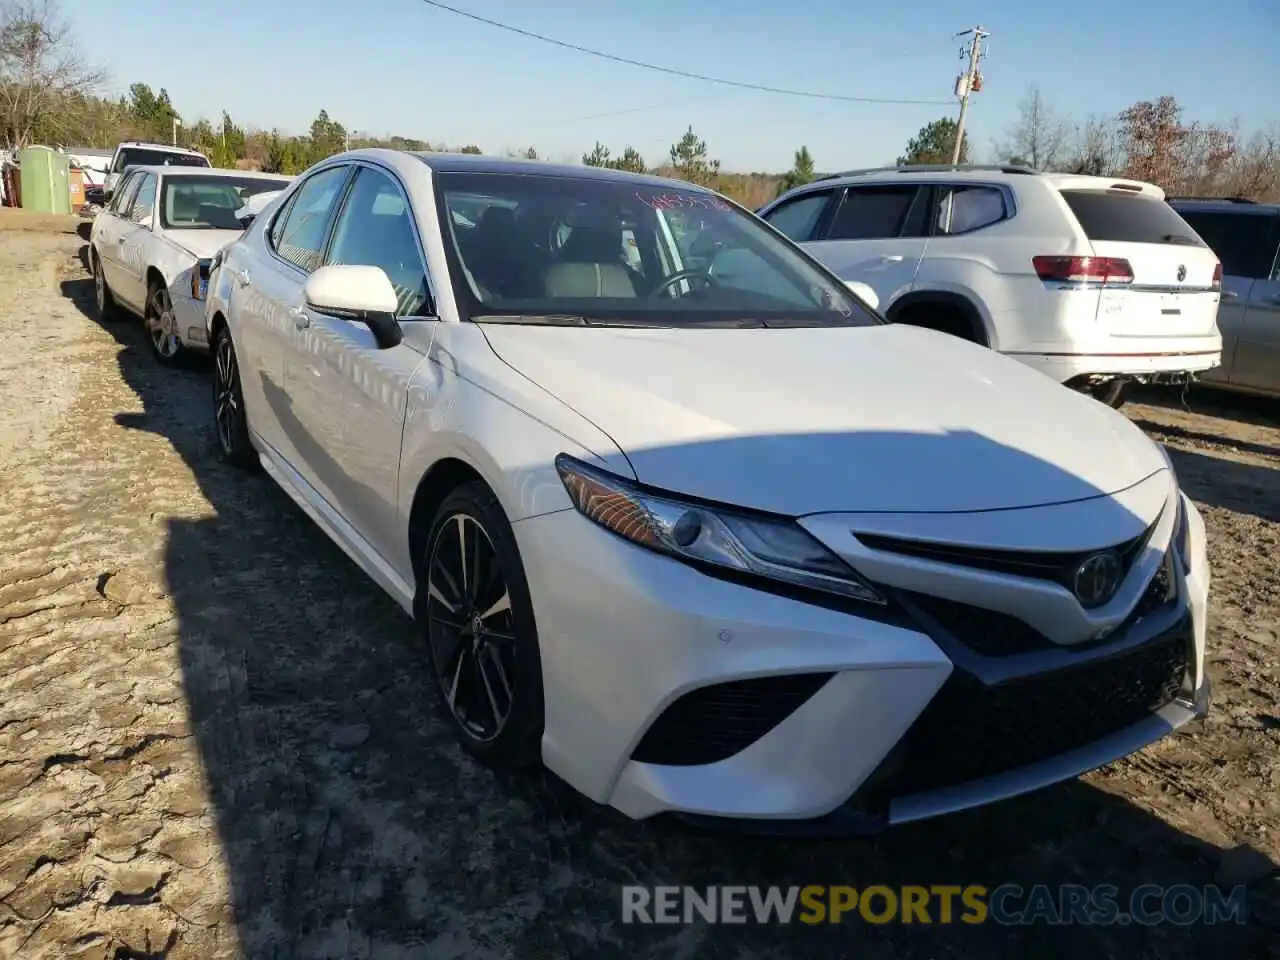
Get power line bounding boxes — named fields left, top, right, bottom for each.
left=413, top=0, right=952, bottom=106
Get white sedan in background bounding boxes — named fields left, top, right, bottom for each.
left=205, top=150, right=1210, bottom=831
left=89, top=166, right=291, bottom=364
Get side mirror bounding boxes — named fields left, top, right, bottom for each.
left=844, top=280, right=880, bottom=312
left=303, top=264, right=403, bottom=350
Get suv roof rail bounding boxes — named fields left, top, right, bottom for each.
left=1165, top=195, right=1257, bottom=204
left=813, top=163, right=1037, bottom=182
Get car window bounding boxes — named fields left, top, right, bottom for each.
left=272, top=166, right=351, bottom=273
left=826, top=186, right=926, bottom=240
left=763, top=191, right=833, bottom=242
left=936, top=185, right=1007, bottom=235
left=434, top=169, right=879, bottom=329
left=1174, top=209, right=1277, bottom=280
left=110, top=173, right=140, bottom=214
left=112, top=148, right=209, bottom=174
left=326, top=166, right=433, bottom=316
left=162, top=175, right=291, bottom=230
left=1060, top=190, right=1208, bottom=247
left=128, top=174, right=157, bottom=225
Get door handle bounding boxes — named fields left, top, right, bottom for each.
left=877, top=255, right=904, bottom=263
left=289, top=306, right=311, bottom=330
left=1220, top=290, right=1238, bottom=299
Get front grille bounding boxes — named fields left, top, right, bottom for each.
left=856, top=522, right=1156, bottom=594
left=865, top=626, right=1189, bottom=798
left=899, top=551, right=1177, bottom=658
left=631, top=673, right=834, bottom=766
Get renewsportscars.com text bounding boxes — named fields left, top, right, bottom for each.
left=621, top=884, right=1248, bottom=926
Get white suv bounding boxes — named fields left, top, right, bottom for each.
left=758, top=165, right=1224, bottom=406
left=104, top=141, right=210, bottom=197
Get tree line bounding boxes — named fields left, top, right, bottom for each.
left=2, top=0, right=1276, bottom=208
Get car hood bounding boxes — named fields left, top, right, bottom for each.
left=481, top=323, right=1168, bottom=517
left=162, top=229, right=242, bottom=261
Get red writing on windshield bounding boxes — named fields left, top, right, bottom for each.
left=635, top=192, right=732, bottom=212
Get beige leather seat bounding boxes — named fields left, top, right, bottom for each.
left=542, top=226, right=637, bottom=298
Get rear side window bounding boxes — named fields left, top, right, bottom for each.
left=937, top=185, right=1008, bottom=235
left=1060, top=190, right=1207, bottom=247
left=1174, top=209, right=1278, bottom=280
left=763, top=191, right=833, bottom=242
left=826, top=186, right=927, bottom=240
left=271, top=166, right=351, bottom=273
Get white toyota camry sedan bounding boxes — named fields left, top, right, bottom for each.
left=205, top=149, right=1211, bottom=831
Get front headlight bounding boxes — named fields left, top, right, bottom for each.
left=190, top=258, right=211, bottom=300
left=1172, top=494, right=1191, bottom=575
left=554, top=454, right=885, bottom=605
left=1156, top=442, right=1192, bottom=575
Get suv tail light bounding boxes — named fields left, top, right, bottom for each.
left=1212, top=263, right=1222, bottom=291
left=1033, top=255, right=1134, bottom=285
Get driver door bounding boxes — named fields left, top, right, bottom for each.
left=284, top=163, right=435, bottom=565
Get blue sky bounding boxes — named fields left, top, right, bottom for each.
left=75, top=0, right=1277, bottom=172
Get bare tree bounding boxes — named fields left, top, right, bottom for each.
left=0, top=0, right=104, bottom=148
left=995, top=86, right=1070, bottom=170
left=1064, top=114, right=1124, bottom=176
left=1115, top=96, right=1235, bottom=195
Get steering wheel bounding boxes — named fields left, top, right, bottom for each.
left=651, top=269, right=719, bottom=297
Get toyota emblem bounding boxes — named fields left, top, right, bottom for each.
left=1073, top=552, right=1123, bottom=608
left=1176, top=264, right=1187, bottom=282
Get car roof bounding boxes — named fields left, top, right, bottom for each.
left=125, top=166, right=292, bottom=181
left=114, top=141, right=207, bottom=156
left=326, top=148, right=710, bottom=192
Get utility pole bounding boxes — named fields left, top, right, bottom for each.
left=950, top=26, right=989, bottom=164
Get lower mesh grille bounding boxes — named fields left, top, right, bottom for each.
left=868, top=625, right=1190, bottom=798
left=631, top=673, right=834, bottom=766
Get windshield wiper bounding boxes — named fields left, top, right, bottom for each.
left=1160, top=233, right=1202, bottom=245
left=472, top=314, right=589, bottom=326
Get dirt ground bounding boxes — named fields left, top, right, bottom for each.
left=0, top=224, right=1277, bottom=959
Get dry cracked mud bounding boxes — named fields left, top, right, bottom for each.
left=0, top=221, right=1277, bottom=959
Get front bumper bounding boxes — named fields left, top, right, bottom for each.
left=514, top=494, right=1211, bottom=830
left=170, top=292, right=211, bottom=351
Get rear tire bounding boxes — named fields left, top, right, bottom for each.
left=92, top=249, right=123, bottom=322
left=419, top=481, right=545, bottom=771
left=211, top=324, right=257, bottom=470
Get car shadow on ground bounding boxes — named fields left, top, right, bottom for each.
left=1161, top=447, right=1280, bottom=524
left=59, top=265, right=1280, bottom=959
left=1132, top=385, right=1280, bottom=460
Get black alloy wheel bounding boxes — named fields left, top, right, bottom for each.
left=422, top=482, right=544, bottom=767
left=212, top=325, right=255, bottom=468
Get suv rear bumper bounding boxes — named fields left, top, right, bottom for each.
left=1008, top=344, right=1221, bottom=382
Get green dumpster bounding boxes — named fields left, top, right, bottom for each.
left=18, top=146, right=71, bottom=214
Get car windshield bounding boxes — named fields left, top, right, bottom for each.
left=113, top=148, right=209, bottom=174
left=433, top=170, right=880, bottom=328
left=161, top=175, right=292, bottom=230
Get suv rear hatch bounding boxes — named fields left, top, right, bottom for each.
left=1057, top=186, right=1221, bottom=338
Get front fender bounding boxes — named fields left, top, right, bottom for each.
left=397, top=323, right=632, bottom=531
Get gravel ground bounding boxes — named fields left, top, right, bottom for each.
left=0, top=224, right=1277, bottom=959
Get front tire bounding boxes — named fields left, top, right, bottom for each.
left=212, top=325, right=256, bottom=469
left=420, top=482, right=545, bottom=770
left=145, top=283, right=185, bottom=366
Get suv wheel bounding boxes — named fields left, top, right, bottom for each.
left=893, top=302, right=986, bottom=346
